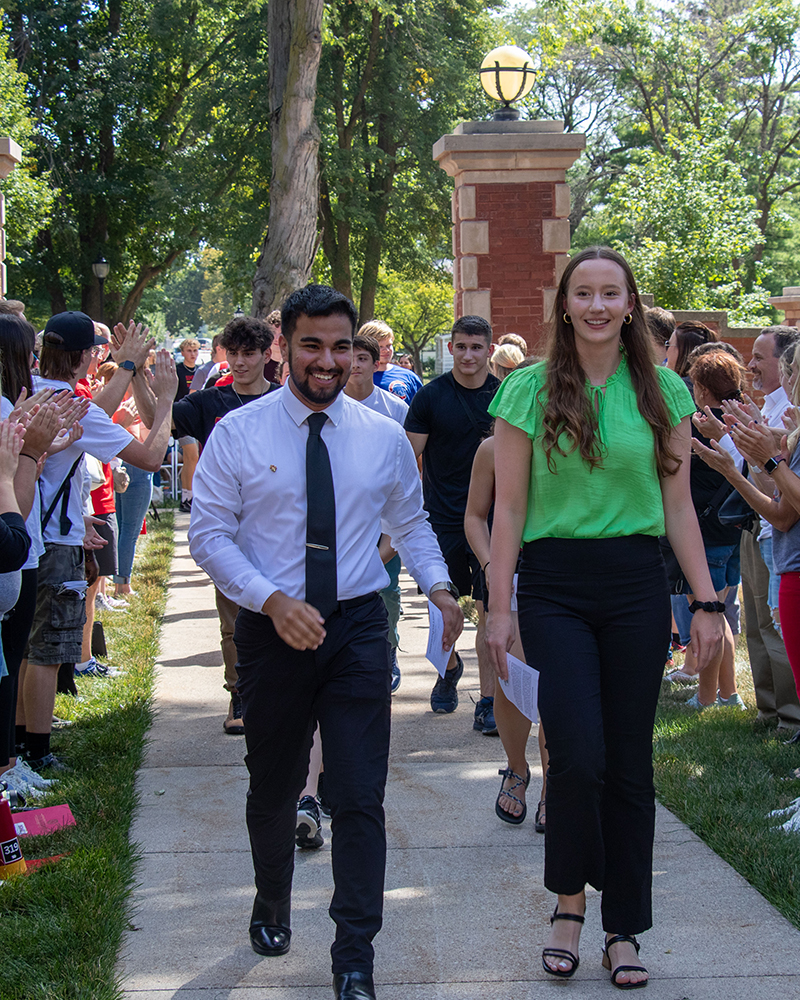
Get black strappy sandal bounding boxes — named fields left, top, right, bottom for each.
left=495, top=765, right=530, bottom=825
left=602, top=934, right=648, bottom=989
left=542, top=907, right=584, bottom=978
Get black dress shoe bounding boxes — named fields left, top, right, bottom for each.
left=249, top=893, right=291, bottom=956
left=332, top=971, right=376, bottom=999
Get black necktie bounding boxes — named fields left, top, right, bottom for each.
left=305, top=412, right=337, bottom=617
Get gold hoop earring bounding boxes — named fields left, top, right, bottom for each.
left=623, top=314, right=633, bottom=325
left=563, top=312, right=572, bottom=325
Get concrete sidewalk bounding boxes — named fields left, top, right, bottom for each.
left=119, top=516, right=800, bottom=999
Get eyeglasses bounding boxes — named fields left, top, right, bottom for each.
left=91, top=346, right=106, bottom=356
left=664, top=340, right=671, bottom=349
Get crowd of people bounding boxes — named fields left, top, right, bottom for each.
left=3, top=254, right=800, bottom=999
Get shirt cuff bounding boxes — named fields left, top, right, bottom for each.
left=239, top=575, right=279, bottom=615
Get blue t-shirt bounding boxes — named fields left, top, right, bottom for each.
left=374, top=365, right=422, bottom=404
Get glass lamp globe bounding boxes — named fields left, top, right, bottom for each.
left=480, top=45, right=535, bottom=115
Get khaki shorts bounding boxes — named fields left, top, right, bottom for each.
left=27, top=544, right=87, bottom=665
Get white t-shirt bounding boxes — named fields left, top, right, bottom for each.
left=1, top=395, right=43, bottom=570
left=359, top=385, right=409, bottom=425
left=34, top=377, right=132, bottom=547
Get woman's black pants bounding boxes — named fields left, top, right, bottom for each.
left=517, top=535, right=670, bottom=934
left=0, top=568, right=37, bottom=765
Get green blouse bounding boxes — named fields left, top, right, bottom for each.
left=488, top=356, right=695, bottom=542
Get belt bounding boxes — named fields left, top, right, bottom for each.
left=330, top=592, right=379, bottom=614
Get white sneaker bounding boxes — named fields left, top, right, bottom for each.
left=1, top=768, right=45, bottom=798
left=6, top=759, right=58, bottom=790
left=95, top=594, right=128, bottom=612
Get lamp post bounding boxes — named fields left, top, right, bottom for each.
left=234, top=305, right=244, bottom=318
left=479, top=45, right=536, bottom=121
left=92, top=256, right=110, bottom=324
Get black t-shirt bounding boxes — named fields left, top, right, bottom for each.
left=690, top=407, right=742, bottom=547
left=175, top=362, right=198, bottom=402
left=404, top=370, right=500, bottom=528
left=172, top=383, right=281, bottom=448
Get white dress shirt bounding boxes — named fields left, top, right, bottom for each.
left=188, top=385, right=449, bottom=614
left=758, top=385, right=792, bottom=542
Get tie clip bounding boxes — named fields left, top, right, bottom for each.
left=306, top=543, right=330, bottom=550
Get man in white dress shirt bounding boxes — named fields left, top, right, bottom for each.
left=188, top=285, right=462, bottom=1000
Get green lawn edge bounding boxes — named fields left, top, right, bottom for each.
left=0, top=510, right=174, bottom=1000
left=654, top=681, right=800, bottom=929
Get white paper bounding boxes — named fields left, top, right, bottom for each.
left=60, top=580, right=88, bottom=597
left=426, top=600, right=452, bottom=677
left=510, top=573, right=519, bottom=613
left=499, top=652, right=539, bottom=723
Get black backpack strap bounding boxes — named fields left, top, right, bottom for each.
left=41, top=455, right=84, bottom=536
left=447, top=372, right=489, bottom=438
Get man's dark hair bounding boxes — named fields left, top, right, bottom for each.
left=0, top=314, right=36, bottom=400
left=211, top=332, right=223, bottom=351
left=219, top=316, right=274, bottom=353
left=352, top=334, right=379, bottom=364
left=644, top=306, right=675, bottom=348
left=762, top=325, right=800, bottom=357
left=282, top=285, right=358, bottom=340
left=688, top=340, right=745, bottom=365
left=451, top=314, right=492, bottom=344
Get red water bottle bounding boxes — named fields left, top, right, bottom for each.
left=0, top=793, right=27, bottom=876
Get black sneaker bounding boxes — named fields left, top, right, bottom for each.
left=430, top=652, right=464, bottom=713
left=25, top=752, right=70, bottom=774
left=296, top=795, right=323, bottom=849
left=473, top=695, right=498, bottom=735
left=179, top=498, right=192, bottom=513
left=390, top=648, right=401, bottom=694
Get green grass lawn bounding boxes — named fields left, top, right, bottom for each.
left=0, top=510, right=174, bottom=1000
left=655, top=636, right=800, bottom=929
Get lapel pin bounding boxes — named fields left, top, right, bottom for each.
left=269, top=465, right=277, bottom=472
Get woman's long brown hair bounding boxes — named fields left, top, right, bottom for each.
left=539, top=246, right=681, bottom=478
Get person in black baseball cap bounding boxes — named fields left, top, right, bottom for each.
left=43, top=311, right=109, bottom=351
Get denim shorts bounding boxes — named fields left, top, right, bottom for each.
left=705, top=542, right=741, bottom=592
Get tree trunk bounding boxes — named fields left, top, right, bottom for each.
left=251, top=0, right=323, bottom=318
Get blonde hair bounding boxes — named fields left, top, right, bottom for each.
left=491, top=343, right=524, bottom=372
left=179, top=337, right=200, bottom=352
left=789, top=343, right=800, bottom=455
left=497, top=333, right=527, bottom=353
left=358, top=319, right=393, bottom=343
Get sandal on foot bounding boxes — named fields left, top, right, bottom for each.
left=542, top=907, right=584, bottom=979
left=602, top=934, right=648, bottom=990
left=534, top=799, right=545, bottom=833
left=495, top=765, right=530, bottom=825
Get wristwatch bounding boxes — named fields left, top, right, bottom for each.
left=430, top=581, right=459, bottom=599
left=764, top=456, right=785, bottom=474
left=119, top=359, right=137, bottom=377
left=688, top=600, right=726, bottom=614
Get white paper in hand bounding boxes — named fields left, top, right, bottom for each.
left=426, top=600, right=451, bottom=677
left=498, top=653, right=539, bottom=723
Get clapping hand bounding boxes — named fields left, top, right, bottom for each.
left=730, top=419, right=788, bottom=468
left=150, top=349, right=178, bottom=400
left=691, top=406, right=728, bottom=442
left=0, top=418, right=26, bottom=485
left=112, top=321, right=156, bottom=370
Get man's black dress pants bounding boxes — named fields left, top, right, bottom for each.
left=234, top=595, right=391, bottom=975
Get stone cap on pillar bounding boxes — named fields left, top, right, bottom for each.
left=433, top=120, right=586, bottom=184
left=0, top=137, right=22, bottom=180
left=768, top=287, right=800, bottom=325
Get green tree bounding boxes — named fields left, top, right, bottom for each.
left=374, top=267, right=453, bottom=373
left=3, top=0, right=270, bottom=322
left=0, top=38, right=54, bottom=297
left=586, top=129, right=770, bottom=317
left=317, top=0, right=499, bottom=324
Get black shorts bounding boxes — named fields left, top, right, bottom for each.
left=431, top=525, right=482, bottom=602
left=92, top=512, right=119, bottom=577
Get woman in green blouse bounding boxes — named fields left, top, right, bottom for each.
left=485, top=247, right=724, bottom=989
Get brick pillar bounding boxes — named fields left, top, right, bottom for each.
left=768, top=287, right=800, bottom=327
left=433, top=121, right=585, bottom=350
left=0, top=138, right=22, bottom=298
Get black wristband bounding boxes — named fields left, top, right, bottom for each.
left=688, top=600, right=726, bottom=614
left=19, top=453, right=38, bottom=462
